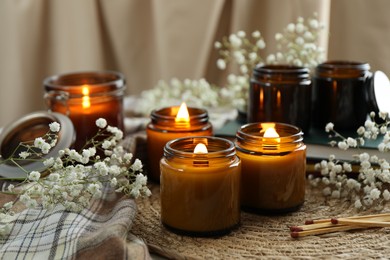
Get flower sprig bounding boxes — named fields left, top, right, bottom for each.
left=135, top=12, right=326, bottom=115
left=266, top=14, right=326, bottom=68
left=309, top=111, right=390, bottom=210
left=134, top=78, right=236, bottom=116
left=0, top=118, right=150, bottom=236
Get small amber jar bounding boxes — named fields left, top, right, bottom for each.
left=248, top=65, right=311, bottom=133
left=44, top=71, right=125, bottom=150
left=160, top=136, right=241, bottom=236
left=235, top=122, right=306, bottom=213
left=146, top=106, right=212, bottom=182
left=311, top=61, right=371, bottom=130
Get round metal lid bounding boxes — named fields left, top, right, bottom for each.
left=0, top=111, right=75, bottom=179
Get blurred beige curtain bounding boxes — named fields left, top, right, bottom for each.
left=0, top=0, right=389, bottom=126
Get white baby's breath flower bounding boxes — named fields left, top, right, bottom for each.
left=217, top=59, right=226, bottom=70
left=131, top=159, right=143, bottom=171
left=96, top=118, right=107, bottom=129
left=34, top=137, right=45, bottom=149
left=41, top=143, right=51, bottom=154
left=229, top=34, right=242, bottom=47
left=28, top=171, right=41, bottom=182
left=337, top=141, right=348, bottom=150
left=256, top=39, right=266, bottom=49
left=237, top=30, right=246, bottom=38
left=49, top=122, right=61, bottom=132
left=252, top=30, right=261, bottom=38
left=19, top=151, right=30, bottom=159
left=286, top=23, right=295, bottom=33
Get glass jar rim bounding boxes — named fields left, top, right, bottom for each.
left=317, top=60, right=370, bottom=70
left=236, top=122, right=303, bottom=145
left=43, top=70, right=126, bottom=96
left=150, top=106, right=209, bottom=126
left=164, top=136, right=236, bottom=159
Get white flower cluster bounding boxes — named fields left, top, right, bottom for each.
left=134, top=78, right=235, bottom=116
left=215, top=30, right=266, bottom=76
left=0, top=118, right=150, bottom=236
left=310, top=111, right=390, bottom=210
left=213, top=12, right=325, bottom=111
left=266, top=13, right=326, bottom=69
left=136, top=13, right=325, bottom=114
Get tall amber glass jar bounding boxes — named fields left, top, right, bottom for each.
left=311, top=61, right=371, bottom=130
left=160, top=136, right=241, bottom=236
left=248, top=65, right=311, bottom=133
left=44, top=71, right=125, bottom=150
left=236, top=122, right=306, bottom=213
left=146, top=106, right=212, bottom=182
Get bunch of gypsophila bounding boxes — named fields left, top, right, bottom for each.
left=214, top=12, right=326, bottom=112
left=308, top=111, right=390, bottom=210
left=0, top=118, right=150, bottom=236
left=134, top=78, right=236, bottom=116
left=136, top=13, right=326, bottom=115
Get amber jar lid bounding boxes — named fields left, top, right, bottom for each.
left=315, top=61, right=371, bottom=79
left=252, top=65, right=311, bottom=84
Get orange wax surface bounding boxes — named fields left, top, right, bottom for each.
left=160, top=157, right=241, bottom=234
left=237, top=148, right=306, bottom=211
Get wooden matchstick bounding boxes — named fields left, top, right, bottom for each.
left=332, top=217, right=390, bottom=228
left=290, top=225, right=364, bottom=238
left=290, top=221, right=343, bottom=232
left=305, top=212, right=390, bottom=225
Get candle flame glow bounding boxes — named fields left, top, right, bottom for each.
left=175, top=102, right=190, bottom=123
left=82, top=86, right=91, bottom=108
left=263, top=127, right=280, bottom=138
left=193, top=143, right=208, bottom=154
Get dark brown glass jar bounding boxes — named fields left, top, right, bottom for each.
left=311, top=61, right=371, bottom=130
left=248, top=65, right=311, bottom=133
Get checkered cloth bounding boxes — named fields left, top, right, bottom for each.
left=0, top=134, right=151, bottom=260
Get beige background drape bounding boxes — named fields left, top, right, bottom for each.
left=0, top=0, right=389, bottom=127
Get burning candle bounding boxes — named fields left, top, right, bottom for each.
left=160, top=136, right=241, bottom=236
left=235, top=122, right=306, bottom=213
left=146, top=103, right=212, bottom=182
left=44, top=71, right=125, bottom=150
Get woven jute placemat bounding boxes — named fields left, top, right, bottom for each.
left=132, top=182, right=390, bottom=259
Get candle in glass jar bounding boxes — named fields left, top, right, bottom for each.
left=235, top=122, right=306, bottom=213
left=44, top=71, right=125, bottom=150
left=146, top=103, right=212, bottom=182
left=160, top=136, right=241, bottom=236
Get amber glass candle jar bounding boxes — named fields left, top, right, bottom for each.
left=248, top=65, right=311, bottom=133
left=236, top=122, right=306, bottom=213
left=160, top=136, right=241, bottom=236
left=44, top=71, right=125, bottom=150
left=146, top=105, right=212, bottom=182
left=311, top=61, right=371, bottom=130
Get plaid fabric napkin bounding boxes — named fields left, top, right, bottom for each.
left=0, top=134, right=151, bottom=260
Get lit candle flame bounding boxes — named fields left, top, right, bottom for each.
left=175, top=102, right=190, bottom=123
left=263, top=127, right=280, bottom=138
left=193, top=143, right=208, bottom=154
left=82, top=85, right=91, bottom=108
